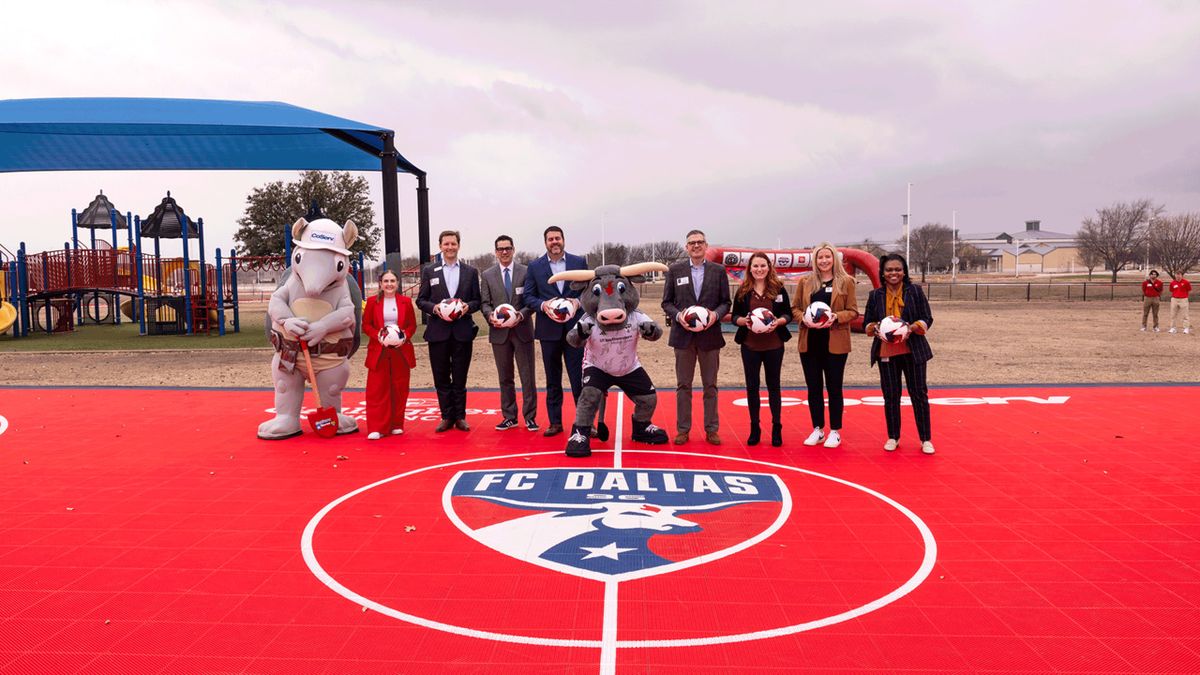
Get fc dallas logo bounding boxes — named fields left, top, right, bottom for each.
left=444, top=468, right=789, bottom=582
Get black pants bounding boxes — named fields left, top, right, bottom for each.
left=540, top=338, right=583, bottom=425
left=878, top=354, right=931, bottom=442
left=740, top=346, right=784, bottom=426
left=799, top=349, right=848, bottom=429
left=428, top=338, right=473, bottom=421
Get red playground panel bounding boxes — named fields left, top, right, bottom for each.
left=1, top=385, right=1198, bottom=673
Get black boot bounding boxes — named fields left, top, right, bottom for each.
left=565, top=425, right=592, bottom=457
left=771, top=423, right=783, bottom=447
left=630, top=419, right=668, bottom=445
left=747, top=420, right=761, bottom=446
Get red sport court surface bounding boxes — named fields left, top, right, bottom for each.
left=1, top=384, right=1198, bottom=674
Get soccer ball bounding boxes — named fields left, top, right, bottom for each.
left=379, top=324, right=406, bottom=347
left=878, top=316, right=908, bottom=343
left=437, top=298, right=467, bottom=321
left=748, top=307, right=776, bottom=333
left=804, top=301, right=832, bottom=326
left=492, top=303, right=518, bottom=326
left=546, top=297, right=576, bottom=322
left=682, top=305, right=711, bottom=331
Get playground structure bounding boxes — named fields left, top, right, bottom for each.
left=707, top=246, right=882, bottom=332
left=2, top=196, right=370, bottom=340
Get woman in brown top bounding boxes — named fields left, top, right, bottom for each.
left=732, top=252, right=792, bottom=446
left=791, top=242, right=859, bottom=449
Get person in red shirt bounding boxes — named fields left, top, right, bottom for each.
left=1168, top=272, right=1192, bottom=334
left=1141, top=270, right=1163, bottom=332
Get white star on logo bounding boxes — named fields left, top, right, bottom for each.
left=580, top=542, right=636, bottom=561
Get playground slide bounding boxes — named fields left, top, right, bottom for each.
left=119, top=275, right=162, bottom=320
left=0, top=301, right=16, bottom=334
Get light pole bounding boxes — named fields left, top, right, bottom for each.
left=1013, top=237, right=1021, bottom=278
left=951, top=210, right=958, bottom=283
left=905, top=182, right=912, bottom=262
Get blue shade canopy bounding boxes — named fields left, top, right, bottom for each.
left=0, top=98, right=423, bottom=174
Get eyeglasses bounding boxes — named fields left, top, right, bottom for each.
left=686, top=240, right=706, bottom=247
left=495, top=246, right=514, bottom=252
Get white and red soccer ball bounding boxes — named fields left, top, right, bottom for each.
left=545, top=298, right=576, bottom=323
left=748, top=307, right=776, bottom=334
left=803, top=301, right=832, bottom=326
left=437, top=298, right=468, bottom=321
left=492, top=303, right=519, bottom=327
left=878, top=316, right=908, bottom=343
left=682, top=306, right=711, bottom=331
left=378, top=324, right=406, bottom=347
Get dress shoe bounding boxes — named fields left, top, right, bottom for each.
left=673, top=432, right=688, bottom=445
left=434, top=419, right=453, bottom=433
left=543, top=424, right=563, bottom=437
left=706, top=431, right=722, bottom=446
left=454, top=419, right=470, bottom=432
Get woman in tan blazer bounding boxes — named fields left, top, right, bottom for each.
left=791, top=242, right=859, bottom=448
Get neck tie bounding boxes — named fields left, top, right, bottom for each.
left=503, top=267, right=513, bottom=299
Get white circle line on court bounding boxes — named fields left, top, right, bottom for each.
left=301, top=448, right=937, bottom=649
left=0, top=415, right=8, bottom=437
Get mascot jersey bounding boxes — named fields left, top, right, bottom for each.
left=580, top=310, right=650, bottom=377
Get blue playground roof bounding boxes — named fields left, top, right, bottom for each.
left=0, top=97, right=423, bottom=174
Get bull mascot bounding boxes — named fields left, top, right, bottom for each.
left=257, top=217, right=362, bottom=439
left=549, top=262, right=671, bottom=457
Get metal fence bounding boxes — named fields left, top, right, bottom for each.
left=919, top=281, right=1150, bottom=302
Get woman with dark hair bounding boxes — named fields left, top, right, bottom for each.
left=791, top=242, right=859, bottom=449
left=362, top=270, right=417, bottom=440
left=863, top=253, right=935, bottom=454
left=732, top=252, right=792, bottom=446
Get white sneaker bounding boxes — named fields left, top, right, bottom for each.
left=883, top=438, right=898, bottom=452
left=1154, top=327, right=1160, bottom=332
left=823, top=430, right=842, bottom=448
left=921, top=441, right=936, bottom=455
left=1140, top=327, right=1146, bottom=332
left=367, top=432, right=382, bottom=440
left=1185, top=328, right=1191, bottom=334
left=391, top=428, right=404, bottom=435
left=1169, top=328, right=1177, bottom=333
left=802, top=428, right=825, bottom=446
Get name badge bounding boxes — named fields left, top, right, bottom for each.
left=824, top=286, right=832, bottom=294
left=515, top=287, right=523, bottom=294
left=433, top=266, right=442, bottom=272
left=774, top=294, right=783, bottom=302
left=676, top=277, right=689, bottom=286
left=430, top=278, right=440, bottom=286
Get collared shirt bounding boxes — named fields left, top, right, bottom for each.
left=549, top=256, right=567, bottom=294
left=690, top=261, right=705, bottom=294
left=1170, top=278, right=1192, bottom=298
left=442, top=260, right=461, bottom=298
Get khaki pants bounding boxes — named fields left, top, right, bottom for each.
left=675, top=345, right=721, bottom=433
left=1169, top=297, right=1190, bottom=330
left=1142, top=296, right=1160, bottom=328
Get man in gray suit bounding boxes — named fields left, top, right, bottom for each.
left=480, top=235, right=539, bottom=431
left=661, top=229, right=731, bottom=445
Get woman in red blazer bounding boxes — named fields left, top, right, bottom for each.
left=362, top=270, right=417, bottom=439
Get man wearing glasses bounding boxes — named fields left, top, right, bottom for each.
left=661, top=230, right=731, bottom=445
left=480, top=235, right=539, bottom=431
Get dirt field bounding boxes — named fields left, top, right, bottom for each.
left=3, top=300, right=1197, bottom=389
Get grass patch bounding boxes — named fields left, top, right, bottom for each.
left=1, top=313, right=270, bottom=351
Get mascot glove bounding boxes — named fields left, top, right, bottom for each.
left=301, top=324, right=330, bottom=344
left=639, top=321, right=657, bottom=338
left=282, top=317, right=309, bottom=337
left=575, top=318, right=594, bottom=338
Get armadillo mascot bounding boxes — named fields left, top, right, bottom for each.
left=257, top=217, right=362, bottom=440
left=550, top=262, right=671, bottom=457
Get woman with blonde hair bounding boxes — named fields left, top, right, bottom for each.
left=791, top=242, right=859, bottom=448
left=362, top=270, right=417, bottom=440
left=732, top=252, right=792, bottom=446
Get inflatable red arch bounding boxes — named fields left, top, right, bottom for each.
left=705, top=247, right=881, bottom=332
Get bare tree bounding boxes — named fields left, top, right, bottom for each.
left=956, top=243, right=988, bottom=273
left=901, top=223, right=953, bottom=283
left=1077, top=245, right=1102, bottom=280
left=1077, top=199, right=1163, bottom=283
left=586, top=242, right=630, bottom=268
left=647, top=240, right=686, bottom=265
left=1149, top=212, right=1200, bottom=278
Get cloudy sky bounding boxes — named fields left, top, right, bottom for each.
left=3, top=0, right=1199, bottom=260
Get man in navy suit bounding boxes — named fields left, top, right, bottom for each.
left=523, top=226, right=588, bottom=436
left=416, top=230, right=482, bottom=433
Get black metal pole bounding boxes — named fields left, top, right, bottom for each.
left=417, top=173, right=430, bottom=268
left=380, top=133, right=401, bottom=267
